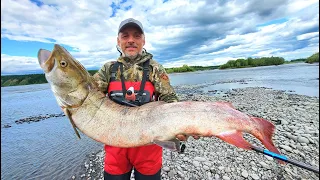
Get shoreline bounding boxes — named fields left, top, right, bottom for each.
left=2, top=62, right=317, bottom=88
left=73, top=86, right=319, bottom=180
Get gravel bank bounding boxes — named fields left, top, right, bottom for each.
left=74, top=87, right=319, bottom=180
left=3, top=113, right=66, bottom=128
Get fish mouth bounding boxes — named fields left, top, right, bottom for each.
left=37, top=47, right=56, bottom=73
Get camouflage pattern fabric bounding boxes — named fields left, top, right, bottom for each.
left=93, top=51, right=179, bottom=103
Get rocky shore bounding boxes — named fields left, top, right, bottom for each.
left=14, top=113, right=66, bottom=124
left=3, top=113, right=66, bottom=128
left=74, top=87, right=319, bottom=180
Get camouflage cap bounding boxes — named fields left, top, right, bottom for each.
left=118, top=18, right=144, bottom=34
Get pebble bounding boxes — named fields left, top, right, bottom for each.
left=194, top=157, right=206, bottom=162
left=225, top=168, right=231, bottom=173
left=206, top=172, right=211, bottom=178
left=203, top=162, right=212, bottom=166
left=178, top=171, right=184, bottom=178
left=309, top=138, right=315, bottom=144
left=3, top=124, right=11, bottom=128
left=296, top=143, right=303, bottom=150
left=297, top=136, right=310, bottom=144
left=250, top=173, right=260, bottom=180
left=293, top=149, right=299, bottom=154
left=163, top=166, right=170, bottom=172
left=264, top=155, right=274, bottom=161
left=281, top=120, right=289, bottom=125
left=252, top=167, right=257, bottom=171
left=222, top=175, right=230, bottom=180
left=302, top=146, right=310, bottom=151
left=193, top=161, right=200, bottom=167
left=289, top=143, right=296, bottom=149
left=286, top=133, right=297, bottom=141
left=168, top=170, right=175, bottom=178
left=285, top=167, right=292, bottom=173
left=299, top=151, right=306, bottom=158
left=241, top=170, right=248, bottom=178
left=280, top=145, right=293, bottom=152
left=259, top=162, right=269, bottom=169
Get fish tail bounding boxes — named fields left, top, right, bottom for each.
left=250, top=116, right=285, bottom=164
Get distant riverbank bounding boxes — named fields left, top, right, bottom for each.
left=1, top=59, right=316, bottom=87
left=1, top=65, right=220, bottom=87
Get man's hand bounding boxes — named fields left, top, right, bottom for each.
left=176, top=134, right=200, bottom=141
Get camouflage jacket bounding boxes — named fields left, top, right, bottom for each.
left=93, top=51, right=179, bottom=103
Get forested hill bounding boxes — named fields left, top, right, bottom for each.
left=1, top=70, right=98, bottom=87
left=218, top=52, right=318, bottom=69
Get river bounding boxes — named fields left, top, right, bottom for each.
left=1, top=63, right=319, bottom=179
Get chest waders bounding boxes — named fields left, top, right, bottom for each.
left=108, top=60, right=154, bottom=107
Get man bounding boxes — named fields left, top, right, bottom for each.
left=94, top=18, right=190, bottom=180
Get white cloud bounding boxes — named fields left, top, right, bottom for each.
left=287, top=0, right=319, bottom=13
left=1, top=0, right=319, bottom=74
left=1, top=54, right=41, bottom=73
left=297, top=32, right=319, bottom=40
left=252, top=49, right=281, bottom=57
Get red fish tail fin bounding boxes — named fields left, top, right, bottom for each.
left=216, top=130, right=253, bottom=150
left=250, top=116, right=279, bottom=153
left=250, top=116, right=285, bottom=164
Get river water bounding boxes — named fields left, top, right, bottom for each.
left=1, top=63, right=319, bottom=179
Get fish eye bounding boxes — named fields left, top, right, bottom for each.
left=60, top=60, right=68, bottom=67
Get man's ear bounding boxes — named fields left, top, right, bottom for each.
left=117, top=37, right=120, bottom=46
left=142, top=35, right=145, bottom=46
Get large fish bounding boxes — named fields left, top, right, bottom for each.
left=38, top=44, right=282, bottom=162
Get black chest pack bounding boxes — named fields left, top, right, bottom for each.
left=107, top=60, right=156, bottom=107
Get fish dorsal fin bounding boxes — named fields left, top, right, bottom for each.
left=216, top=101, right=236, bottom=109
left=62, top=108, right=81, bottom=139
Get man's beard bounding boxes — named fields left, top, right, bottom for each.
left=124, top=53, right=138, bottom=60
left=123, top=51, right=142, bottom=60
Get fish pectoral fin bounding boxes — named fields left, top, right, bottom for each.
left=153, top=139, right=181, bottom=152
left=62, top=108, right=81, bottom=139
left=216, top=130, right=252, bottom=150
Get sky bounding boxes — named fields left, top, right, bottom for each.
left=1, top=0, right=319, bottom=75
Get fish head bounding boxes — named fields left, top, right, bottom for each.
left=37, top=44, right=93, bottom=108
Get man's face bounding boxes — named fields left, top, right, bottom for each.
left=117, top=26, right=145, bottom=59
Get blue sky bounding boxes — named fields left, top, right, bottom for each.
left=1, top=0, right=319, bottom=75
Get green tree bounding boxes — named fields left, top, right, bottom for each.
left=306, top=52, right=319, bottom=63
left=218, top=56, right=285, bottom=69
left=247, top=57, right=254, bottom=66
left=235, top=61, right=241, bottom=68
left=19, top=77, right=31, bottom=85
